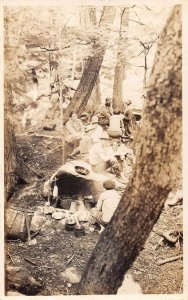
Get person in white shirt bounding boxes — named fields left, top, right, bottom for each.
left=65, top=112, right=85, bottom=148
left=67, top=115, right=103, bottom=158
left=89, top=131, right=116, bottom=173
left=90, top=115, right=103, bottom=143
left=107, top=109, right=124, bottom=138
left=90, top=179, right=121, bottom=232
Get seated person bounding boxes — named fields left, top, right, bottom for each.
left=62, top=97, right=71, bottom=109
left=107, top=142, right=135, bottom=181
left=68, top=116, right=103, bottom=159
left=90, top=115, right=104, bottom=143
left=80, top=112, right=90, bottom=126
left=107, top=141, right=125, bottom=179
left=65, top=112, right=85, bottom=149
left=123, top=101, right=137, bottom=140
left=94, top=98, right=113, bottom=127
left=88, top=131, right=116, bottom=173
left=90, top=179, right=121, bottom=232
left=107, top=109, right=124, bottom=138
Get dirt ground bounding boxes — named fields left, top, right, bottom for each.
left=5, top=133, right=183, bottom=295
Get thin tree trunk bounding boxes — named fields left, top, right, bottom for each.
left=143, top=52, right=148, bottom=97
left=79, top=5, right=182, bottom=294
left=71, top=44, right=78, bottom=85
left=59, top=26, right=65, bottom=164
left=113, top=8, right=129, bottom=113
left=4, top=82, right=20, bottom=200
left=63, top=6, right=116, bottom=124
left=4, top=8, right=21, bottom=200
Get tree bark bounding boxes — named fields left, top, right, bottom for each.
left=83, top=7, right=102, bottom=115
left=86, top=76, right=101, bottom=115
left=4, top=10, right=21, bottom=200
left=113, top=8, right=129, bottom=113
left=4, top=82, right=20, bottom=200
left=63, top=6, right=116, bottom=123
left=79, top=5, right=182, bottom=294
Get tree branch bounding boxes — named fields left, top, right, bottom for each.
left=128, top=18, right=145, bottom=25
left=37, top=45, right=70, bottom=52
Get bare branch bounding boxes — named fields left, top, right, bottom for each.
left=136, top=49, right=145, bottom=56
left=61, top=16, right=72, bottom=36
left=38, top=46, right=59, bottom=51
left=144, top=5, right=152, bottom=11
left=131, top=10, right=142, bottom=24
left=74, top=38, right=91, bottom=46
left=134, top=5, right=152, bottom=11
left=37, top=45, right=70, bottom=52
left=128, top=18, right=145, bottom=25
left=125, top=62, right=145, bottom=68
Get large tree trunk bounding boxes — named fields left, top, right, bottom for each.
left=86, top=76, right=101, bottom=115
left=82, top=7, right=102, bottom=115
left=112, top=8, right=129, bottom=113
left=63, top=6, right=116, bottom=123
left=79, top=5, right=182, bottom=294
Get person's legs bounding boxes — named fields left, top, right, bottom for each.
left=69, top=146, right=80, bottom=157
left=90, top=208, right=107, bottom=232
left=74, top=138, right=81, bottom=149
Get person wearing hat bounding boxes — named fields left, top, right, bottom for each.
left=88, top=131, right=116, bottom=173
left=90, top=115, right=104, bottom=143
left=94, top=98, right=113, bottom=127
left=90, top=179, right=121, bottom=232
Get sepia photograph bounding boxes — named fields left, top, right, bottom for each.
left=3, top=1, right=184, bottom=296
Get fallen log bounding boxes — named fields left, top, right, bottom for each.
left=157, top=254, right=183, bottom=266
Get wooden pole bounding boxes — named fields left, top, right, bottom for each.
left=59, top=26, right=65, bottom=164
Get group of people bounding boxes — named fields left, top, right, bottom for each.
left=65, top=98, right=137, bottom=181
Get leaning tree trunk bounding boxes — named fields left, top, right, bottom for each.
left=63, top=6, right=116, bottom=124
left=112, top=8, right=129, bottom=113
left=83, top=7, right=102, bottom=115
left=79, top=5, right=182, bottom=294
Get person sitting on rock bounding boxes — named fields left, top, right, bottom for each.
left=65, top=112, right=85, bottom=149
left=88, top=131, right=116, bottom=173
left=94, top=98, right=113, bottom=128
left=90, top=179, right=121, bottom=233
left=106, top=141, right=125, bottom=179
left=67, top=116, right=103, bottom=159
left=89, top=115, right=104, bottom=143
left=107, top=109, right=124, bottom=138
